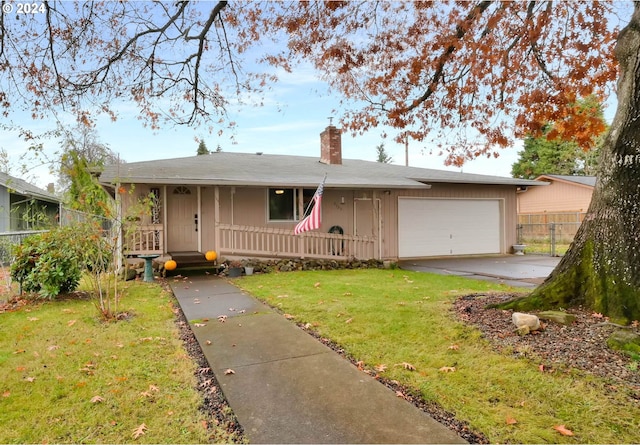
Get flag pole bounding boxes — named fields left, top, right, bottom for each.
left=299, top=173, right=327, bottom=220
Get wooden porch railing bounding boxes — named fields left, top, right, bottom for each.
left=124, top=224, right=163, bottom=255
left=123, top=224, right=377, bottom=260
left=218, top=224, right=377, bottom=260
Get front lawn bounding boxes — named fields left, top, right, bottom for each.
left=239, top=269, right=640, bottom=444
left=0, top=281, right=241, bottom=444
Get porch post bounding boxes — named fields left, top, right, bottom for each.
left=115, top=182, right=123, bottom=274
left=197, top=186, right=202, bottom=253
left=162, top=186, right=168, bottom=254
left=214, top=186, right=220, bottom=254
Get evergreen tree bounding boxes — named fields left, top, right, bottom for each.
left=375, top=143, right=392, bottom=163
left=197, top=140, right=209, bottom=155
left=511, top=97, right=605, bottom=179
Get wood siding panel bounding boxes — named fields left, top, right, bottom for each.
left=518, top=181, right=593, bottom=214
left=381, top=184, right=517, bottom=259
left=120, top=182, right=518, bottom=260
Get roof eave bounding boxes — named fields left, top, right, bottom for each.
left=101, top=177, right=432, bottom=189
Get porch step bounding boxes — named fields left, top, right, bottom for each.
left=167, top=251, right=220, bottom=275
left=168, top=251, right=207, bottom=264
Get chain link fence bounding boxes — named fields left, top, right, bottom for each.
left=517, top=212, right=586, bottom=257
left=0, top=208, right=114, bottom=289
left=517, top=222, right=582, bottom=257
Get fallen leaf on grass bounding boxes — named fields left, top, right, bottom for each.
left=439, top=366, right=456, bottom=373
left=374, top=364, right=388, bottom=372
left=3, top=390, right=10, bottom=398
left=67, top=319, right=76, bottom=327
left=395, top=362, right=416, bottom=371
left=132, top=423, right=148, bottom=439
left=24, top=376, right=35, bottom=382
left=345, top=318, right=353, bottom=324
left=90, top=395, right=105, bottom=403
left=47, top=345, right=60, bottom=351
left=553, top=425, right=574, bottom=436
left=13, top=349, right=25, bottom=354
left=27, top=317, right=39, bottom=321
left=284, top=314, right=295, bottom=320
left=448, top=344, right=460, bottom=350
left=506, top=417, right=518, bottom=425
left=224, top=369, right=235, bottom=375
left=193, top=323, right=207, bottom=327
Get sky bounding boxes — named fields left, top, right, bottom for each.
left=0, top=3, right=622, bottom=191
left=0, top=63, right=532, bottom=191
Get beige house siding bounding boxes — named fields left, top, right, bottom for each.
left=380, top=184, right=517, bottom=259
left=518, top=181, right=593, bottom=214
left=118, top=182, right=519, bottom=260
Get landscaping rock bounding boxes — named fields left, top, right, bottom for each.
left=123, top=268, right=137, bottom=281
left=538, top=310, right=577, bottom=325
left=512, top=312, right=541, bottom=331
left=127, top=258, right=145, bottom=269
left=607, top=329, right=640, bottom=355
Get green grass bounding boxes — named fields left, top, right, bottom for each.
left=521, top=240, right=571, bottom=256
left=0, top=281, right=240, bottom=444
left=239, top=269, right=640, bottom=444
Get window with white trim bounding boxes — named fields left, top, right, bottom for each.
left=268, top=188, right=316, bottom=221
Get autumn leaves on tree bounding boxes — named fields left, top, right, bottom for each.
left=0, top=1, right=638, bottom=321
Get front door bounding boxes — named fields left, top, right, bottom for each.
left=354, top=198, right=380, bottom=258
left=167, top=186, right=198, bottom=251
left=354, top=198, right=379, bottom=237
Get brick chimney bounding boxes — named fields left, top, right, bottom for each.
left=320, top=125, right=342, bottom=165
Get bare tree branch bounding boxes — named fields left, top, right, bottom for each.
left=394, top=1, right=492, bottom=115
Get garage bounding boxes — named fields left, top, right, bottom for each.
left=398, top=198, right=503, bottom=258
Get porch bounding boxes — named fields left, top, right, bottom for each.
left=124, top=223, right=378, bottom=261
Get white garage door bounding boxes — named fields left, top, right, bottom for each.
left=398, top=198, right=502, bottom=258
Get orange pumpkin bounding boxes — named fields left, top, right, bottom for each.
left=205, top=250, right=217, bottom=262
left=164, top=260, right=177, bottom=271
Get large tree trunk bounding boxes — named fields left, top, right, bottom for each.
left=504, top=4, right=640, bottom=324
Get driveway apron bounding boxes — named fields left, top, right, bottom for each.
left=170, top=275, right=466, bottom=444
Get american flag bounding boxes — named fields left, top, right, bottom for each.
left=294, top=178, right=325, bottom=235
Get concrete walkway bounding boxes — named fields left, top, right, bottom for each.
left=170, top=275, right=467, bottom=444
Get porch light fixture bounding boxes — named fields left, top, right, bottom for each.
left=275, top=189, right=285, bottom=194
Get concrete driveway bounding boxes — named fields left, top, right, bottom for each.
left=399, top=255, right=561, bottom=288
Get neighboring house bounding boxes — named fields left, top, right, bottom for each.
left=0, top=172, right=61, bottom=232
left=517, top=174, right=596, bottom=223
left=99, top=125, right=542, bottom=262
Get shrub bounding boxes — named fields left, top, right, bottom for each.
left=11, top=224, right=112, bottom=299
